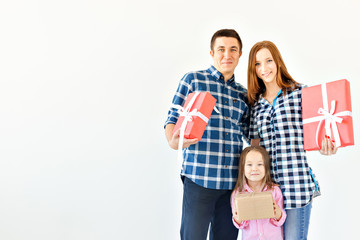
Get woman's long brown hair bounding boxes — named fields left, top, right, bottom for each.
left=247, top=41, right=299, bottom=106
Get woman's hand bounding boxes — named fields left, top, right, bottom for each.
left=319, top=135, right=338, bottom=155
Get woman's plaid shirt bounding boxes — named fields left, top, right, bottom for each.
left=249, top=85, right=320, bottom=209
left=165, top=66, right=250, bottom=190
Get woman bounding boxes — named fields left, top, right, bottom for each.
left=247, top=40, right=336, bottom=239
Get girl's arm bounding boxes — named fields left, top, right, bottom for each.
left=232, top=216, right=249, bottom=229
left=270, top=186, right=287, bottom=227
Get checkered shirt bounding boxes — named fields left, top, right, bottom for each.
left=164, top=66, right=250, bottom=190
left=249, top=85, right=320, bottom=209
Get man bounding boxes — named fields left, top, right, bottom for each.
left=164, top=29, right=249, bottom=240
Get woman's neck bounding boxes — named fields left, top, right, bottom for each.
left=263, top=83, right=282, bottom=104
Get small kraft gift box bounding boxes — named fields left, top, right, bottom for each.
left=302, top=79, right=354, bottom=151
left=173, top=92, right=217, bottom=140
left=234, top=191, right=275, bottom=222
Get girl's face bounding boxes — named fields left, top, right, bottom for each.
left=255, top=48, right=277, bottom=86
left=244, top=150, right=266, bottom=185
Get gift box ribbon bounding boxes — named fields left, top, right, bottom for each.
left=303, top=83, right=352, bottom=148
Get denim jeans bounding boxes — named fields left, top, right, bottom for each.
left=180, top=177, right=238, bottom=240
left=283, top=201, right=312, bottom=240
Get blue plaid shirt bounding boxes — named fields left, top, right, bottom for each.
left=164, top=66, right=250, bottom=190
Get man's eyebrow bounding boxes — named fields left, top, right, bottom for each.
left=217, top=46, right=239, bottom=49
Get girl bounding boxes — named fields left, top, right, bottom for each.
left=247, top=40, right=337, bottom=239
left=231, top=146, right=286, bottom=240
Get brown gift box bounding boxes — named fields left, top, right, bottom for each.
left=235, top=191, right=275, bottom=222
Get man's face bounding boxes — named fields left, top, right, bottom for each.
left=210, top=37, right=242, bottom=77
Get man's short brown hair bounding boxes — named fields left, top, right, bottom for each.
left=210, top=29, right=242, bottom=52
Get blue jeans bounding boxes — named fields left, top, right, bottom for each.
left=180, top=177, right=238, bottom=240
left=283, top=202, right=312, bottom=240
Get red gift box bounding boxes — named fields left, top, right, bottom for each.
left=302, top=79, right=354, bottom=151
left=173, top=92, right=217, bottom=140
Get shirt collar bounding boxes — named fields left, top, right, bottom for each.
left=244, top=183, right=269, bottom=192
left=207, top=65, right=235, bottom=84
left=258, top=89, right=282, bottom=107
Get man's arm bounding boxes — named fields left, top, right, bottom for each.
left=165, top=124, right=199, bottom=150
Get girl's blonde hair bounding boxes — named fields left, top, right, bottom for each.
left=247, top=40, right=299, bottom=106
left=234, top=146, right=276, bottom=192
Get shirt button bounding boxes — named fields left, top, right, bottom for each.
left=225, top=100, right=228, bottom=104
left=225, top=116, right=229, bottom=119
left=226, top=132, right=229, bottom=135
left=225, top=165, right=228, bottom=168
left=226, top=149, right=229, bottom=152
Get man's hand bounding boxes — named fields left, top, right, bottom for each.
left=165, top=124, right=199, bottom=150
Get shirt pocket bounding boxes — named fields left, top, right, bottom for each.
left=229, top=97, right=246, bottom=126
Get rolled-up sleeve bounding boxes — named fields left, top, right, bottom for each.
left=164, top=73, right=193, bottom=128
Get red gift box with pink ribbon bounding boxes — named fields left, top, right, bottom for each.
left=302, top=79, right=354, bottom=151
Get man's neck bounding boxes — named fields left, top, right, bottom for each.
left=223, top=73, right=233, bottom=83
left=212, top=65, right=234, bottom=83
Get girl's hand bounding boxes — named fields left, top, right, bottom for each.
left=232, top=195, right=242, bottom=224
left=273, top=199, right=282, bottom=221
left=319, top=135, right=338, bottom=155
left=232, top=209, right=242, bottom=224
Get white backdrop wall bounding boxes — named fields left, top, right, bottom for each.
left=0, top=0, right=359, bottom=239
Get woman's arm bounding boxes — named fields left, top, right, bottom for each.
left=251, top=139, right=260, bottom=146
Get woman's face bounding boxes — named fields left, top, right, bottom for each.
left=255, top=48, right=277, bottom=86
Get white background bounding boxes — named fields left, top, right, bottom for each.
left=0, top=0, right=359, bottom=239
